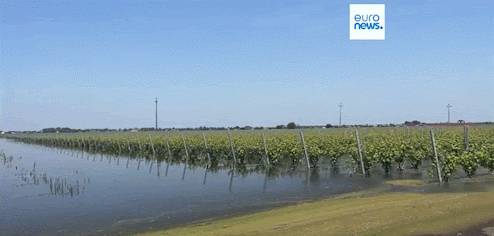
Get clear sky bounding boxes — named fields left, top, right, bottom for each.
left=1, top=0, right=493, bottom=131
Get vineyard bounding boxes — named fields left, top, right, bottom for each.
left=5, top=126, right=494, bottom=182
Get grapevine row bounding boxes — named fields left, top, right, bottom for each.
left=5, top=126, right=494, bottom=182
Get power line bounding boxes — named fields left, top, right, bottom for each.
left=155, top=97, right=158, bottom=130
left=447, top=103, right=452, bottom=123
left=338, top=103, right=344, bottom=126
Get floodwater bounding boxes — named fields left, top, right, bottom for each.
left=1, top=139, right=493, bottom=236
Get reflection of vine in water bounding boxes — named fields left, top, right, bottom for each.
left=8, top=131, right=349, bottom=181
left=3, top=145, right=346, bottom=197
left=2, top=152, right=91, bottom=198
left=309, top=167, right=320, bottom=184
left=5, top=141, right=345, bottom=180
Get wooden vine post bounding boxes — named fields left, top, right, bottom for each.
left=355, top=130, right=366, bottom=177
left=464, top=126, right=469, bottom=150
left=148, top=134, right=157, bottom=173
left=137, top=133, right=143, bottom=158
left=117, top=139, right=122, bottom=166
left=300, top=131, right=311, bottom=169
left=202, top=133, right=210, bottom=185
left=126, top=138, right=131, bottom=169
left=202, top=133, right=211, bottom=165
left=148, top=134, right=156, bottom=159
left=77, top=138, right=82, bottom=157
left=162, top=133, right=172, bottom=177
left=91, top=139, right=97, bottom=161
left=108, top=146, right=112, bottom=164
left=61, top=137, right=66, bottom=154
left=182, top=134, right=190, bottom=163
left=261, top=132, right=270, bottom=166
left=81, top=138, right=86, bottom=158
left=227, top=130, right=237, bottom=164
left=126, top=138, right=132, bottom=156
left=117, top=139, right=122, bottom=157
left=165, top=133, right=172, bottom=164
left=430, top=130, right=442, bottom=183
left=87, top=137, right=92, bottom=153
left=182, top=134, right=190, bottom=180
left=82, top=138, right=85, bottom=152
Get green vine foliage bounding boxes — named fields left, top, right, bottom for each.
left=7, top=126, right=494, bottom=180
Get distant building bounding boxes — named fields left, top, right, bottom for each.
left=403, top=122, right=478, bottom=127
left=130, top=129, right=138, bottom=132
left=244, top=126, right=252, bottom=130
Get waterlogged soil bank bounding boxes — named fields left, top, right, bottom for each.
left=135, top=175, right=494, bottom=236
left=417, top=219, right=494, bottom=236
left=442, top=220, right=494, bottom=236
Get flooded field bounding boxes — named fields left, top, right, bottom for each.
left=1, top=138, right=493, bottom=236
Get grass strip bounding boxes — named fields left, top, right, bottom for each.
left=135, top=184, right=494, bottom=236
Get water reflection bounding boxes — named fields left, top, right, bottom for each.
left=4, top=141, right=441, bottom=186
left=4, top=140, right=388, bottom=199
left=3, top=152, right=92, bottom=198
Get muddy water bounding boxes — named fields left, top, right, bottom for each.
left=1, top=139, right=492, bottom=236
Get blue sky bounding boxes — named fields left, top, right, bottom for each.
left=1, top=0, right=493, bottom=131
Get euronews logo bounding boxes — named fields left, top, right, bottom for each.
left=350, top=4, right=385, bottom=40
left=354, top=14, right=383, bottom=30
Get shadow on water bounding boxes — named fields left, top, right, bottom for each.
left=1, top=139, right=494, bottom=236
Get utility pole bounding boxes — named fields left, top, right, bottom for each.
left=155, top=97, right=158, bottom=130
left=339, top=103, right=344, bottom=127
left=447, top=103, right=452, bottom=123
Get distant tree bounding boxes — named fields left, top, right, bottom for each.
left=42, top=127, right=57, bottom=133
left=326, top=124, right=332, bottom=128
left=405, top=120, right=421, bottom=125
left=59, top=127, right=71, bottom=133
left=287, top=122, right=296, bottom=129
left=276, top=125, right=284, bottom=129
